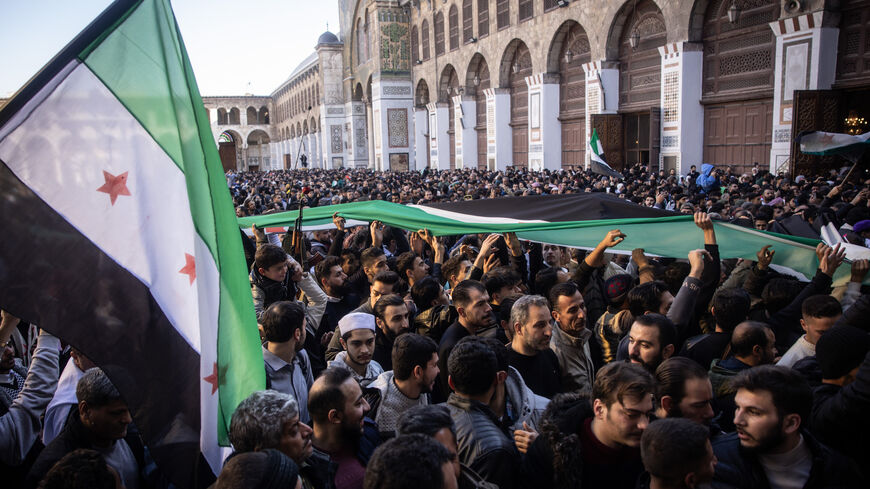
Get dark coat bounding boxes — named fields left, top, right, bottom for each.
left=711, top=431, right=864, bottom=489
left=26, top=410, right=146, bottom=489
left=446, top=393, right=521, bottom=489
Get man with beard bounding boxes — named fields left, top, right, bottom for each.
left=549, top=282, right=596, bottom=394
left=627, top=314, right=677, bottom=373
left=325, top=272, right=401, bottom=361
left=523, top=362, right=656, bottom=489
left=640, top=418, right=717, bottom=489
left=229, top=390, right=324, bottom=489
left=262, top=301, right=314, bottom=424
left=329, top=313, right=383, bottom=387
left=507, top=295, right=562, bottom=399
left=654, top=358, right=716, bottom=429
left=315, top=255, right=358, bottom=344
left=712, top=366, right=862, bottom=489
left=363, top=434, right=457, bottom=489
left=371, top=294, right=411, bottom=371
left=370, top=333, right=439, bottom=437
left=309, top=368, right=380, bottom=489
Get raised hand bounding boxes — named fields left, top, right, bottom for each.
left=756, top=245, right=775, bottom=270
left=820, top=243, right=846, bottom=277
left=599, top=229, right=626, bottom=249
left=850, top=259, right=869, bottom=283
left=332, top=212, right=345, bottom=232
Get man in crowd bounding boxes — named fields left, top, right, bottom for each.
left=397, top=404, right=498, bottom=489
left=549, top=282, right=596, bottom=394
left=654, top=357, right=715, bottom=428
left=363, top=434, right=457, bottom=489
left=507, top=295, right=562, bottom=398
left=680, top=287, right=751, bottom=370
left=229, top=390, right=325, bottom=489
left=315, top=255, right=358, bottom=341
left=27, top=368, right=143, bottom=489
left=329, top=313, right=383, bottom=387
left=326, top=271, right=401, bottom=361
left=777, top=294, right=841, bottom=368
left=712, top=365, right=861, bottom=488
left=627, top=313, right=678, bottom=373
left=709, top=321, right=776, bottom=398
left=641, top=418, right=717, bottom=489
left=438, top=280, right=493, bottom=398
left=445, top=337, right=520, bottom=489
left=369, top=333, right=439, bottom=437
left=262, top=301, right=314, bottom=424
left=524, top=362, right=656, bottom=489
left=309, top=368, right=380, bottom=489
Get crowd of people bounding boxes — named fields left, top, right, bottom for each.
left=2, top=161, right=870, bottom=489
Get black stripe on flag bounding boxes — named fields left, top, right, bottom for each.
left=424, top=192, right=674, bottom=222
left=0, top=159, right=203, bottom=487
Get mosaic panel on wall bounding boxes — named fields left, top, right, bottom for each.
left=380, top=17, right=410, bottom=73
left=388, top=108, right=409, bottom=147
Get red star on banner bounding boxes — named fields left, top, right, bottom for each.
left=819, top=133, right=835, bottom=144
left=203, top=362, right=218, bottom=395
left=179, top=253, right=196, bottom=285
left=96, top=170, right=131, bottom=205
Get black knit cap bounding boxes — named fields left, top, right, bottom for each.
left=816, top=326, right=869, bottom=379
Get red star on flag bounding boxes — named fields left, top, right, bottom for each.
left=179, top=253, right=196, bottom=285
left=819, top=133, right=835, bottom=144
left=96, top=170, right=131, bottom=205
left=203, top=362, right=219, bottom=395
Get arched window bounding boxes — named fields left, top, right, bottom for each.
left=434, top=12, right=445, bottom=56
left=518, top=0, right=533, bottom=21
left=217, top=108, right=228, bottom=125
left=411, top=25, right=420, bottom=62
left=448, top=6, right=459, bottom=51
left=229, top=107, right=240, bottom=125
left=246, top=107, right=257, bottom=125
left=478, top=0, right=489, bottom=38
left=259, top=106, right=269, bottom=124
left=496, top=0, right=509, bottom=30
left=462, top=0, right=473, bottom=43
left=422, top=20, right=431, bottom=60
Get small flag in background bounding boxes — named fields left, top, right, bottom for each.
left=588, top=128, right=624, bottom=179
left=0, top=0, right=264, bottom=486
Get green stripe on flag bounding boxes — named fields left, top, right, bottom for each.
left=82, top=0, right=263, bottom=444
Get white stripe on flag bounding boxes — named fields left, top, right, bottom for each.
left=0, top=63, right=220, bottom=354
left=408, top=205, right=549, bottom=224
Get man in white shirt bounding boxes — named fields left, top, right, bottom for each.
left=329, top=313, right=383, bottom=387
left=777, top=295, right=841, bottom=368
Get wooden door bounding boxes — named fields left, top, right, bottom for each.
left=590, top=113, right=624, bottom=170
left=703, top=99, right=773, bottom=174
left=790, top=90, right=844, bottom=175
left=561, top=119, right=585, bottom=168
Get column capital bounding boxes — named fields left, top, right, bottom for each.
left=769, top=11, right=832, bottom=36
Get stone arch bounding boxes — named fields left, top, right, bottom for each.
left=466, top=53, right=490, bottom=94
left=616, top=0, right=667, bottom=110
left=546, top=20, right=591, bottom=74
left=228, top=107, right=240, bottom=125
left=415, top=79, right=430, bottom=106
left=687, top=0, right=713, bottom=42
left=434, top=10, right=445, bottom=56
left=246, top=129, right=270, bottom=170
left=291, top=126, right=296, bottom=139
left=303, top=120, right=309, bottom=135
left=258, top=106, right=269, bottom=124
left=217, top=107, right=228, bottom=125
left=310, top=117, right=317, bottom=133
left=297, top=122, right=302, bottom=136
left=218, top=129, right=242, bottom=172
left=604, top=0, right=668, bottom=60
left=448, top=5, right=459, bottom=51
left=411, top=24, right=419, bottom=63
left=366, top=75, right=373, bottom=103
left=439, top=64, right=460, bottom=102
left=498, top=39, right=533, bottom=88
left=246, top=106, right=258, bottom=125
left=353, top=83, right=364, bottom=102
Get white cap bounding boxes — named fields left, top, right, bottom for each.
left=338, top=312, right=376, bottom=336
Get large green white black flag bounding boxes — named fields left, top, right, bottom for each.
left=0, top=0, right=263, bottom=485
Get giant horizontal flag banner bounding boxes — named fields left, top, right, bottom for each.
left=798, top=130, right=870, bottom=157
left=239, top=193, right=857, bottom=285
left=0, top=0, right=263, bottom=486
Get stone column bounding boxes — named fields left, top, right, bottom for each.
left=525, top=73, right=561, bottom=171
left=484, top=88, right=511, bottom=171
left=347, top=101, right=369, bottom=168
left=657, top=42, right=704, bottom=176
left=372, top=80, right=415, bottom=171
left=769, top=11, right=839, bottom=173
left=582, top=61, right=619, bottom=169
left=414, top=107, right=429, bottom=171
left=426, top=102, right=451, bottom=170
left=453, top=94, right=477, bottom=170
left=366, top=100, right=376, bottom=169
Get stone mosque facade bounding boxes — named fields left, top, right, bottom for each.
left=202, top=0, right=870, bottom=176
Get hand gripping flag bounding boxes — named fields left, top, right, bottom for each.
left=588, top=127, right=624, bottom=180
left=0, top=0, right=264, bottom=486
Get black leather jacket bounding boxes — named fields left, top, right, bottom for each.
left=712, top=430, right=864, bottom=489
left=446, top=393, right=520, bottom=489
